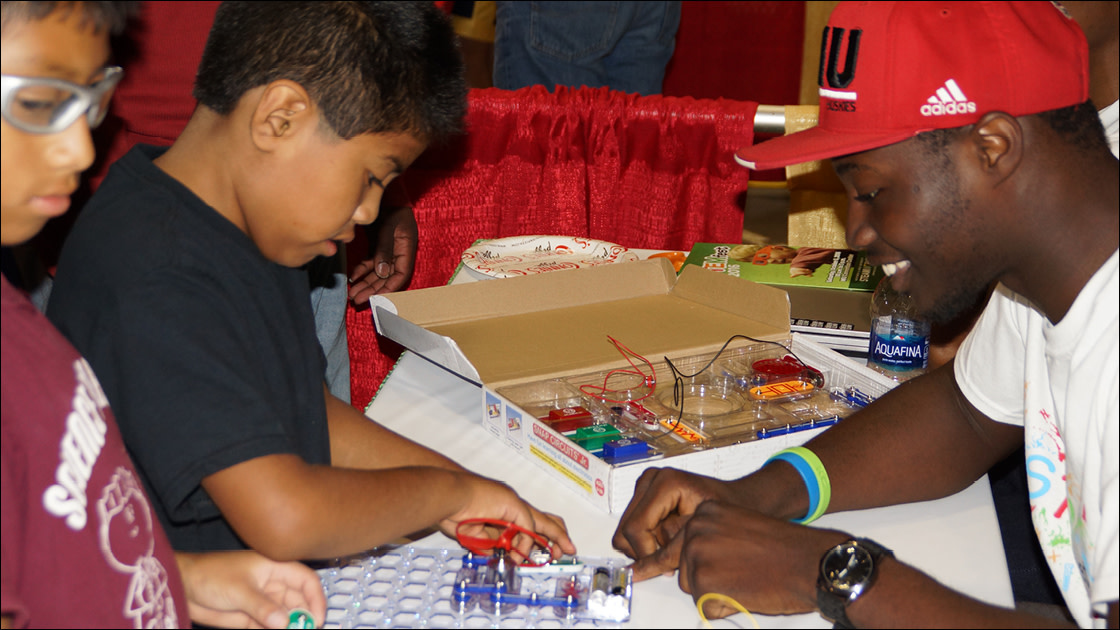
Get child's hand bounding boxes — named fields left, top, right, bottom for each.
left=526, top=505, right=577, bottom=556
left=440, top=476, right=577, bottom=561
left=349, top=204, right=418, bottom=303
left=176, top=551, right=327, bottom=629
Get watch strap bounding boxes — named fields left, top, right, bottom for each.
left=817, top=538, right=894, bottom=629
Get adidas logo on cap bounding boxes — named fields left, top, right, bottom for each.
left=920, top=79, right=976, bottom=117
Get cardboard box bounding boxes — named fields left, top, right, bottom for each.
left=371, top=259, right=895, bottom=512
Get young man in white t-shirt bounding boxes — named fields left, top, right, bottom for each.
left=611, top=2, right=1119, bottom=627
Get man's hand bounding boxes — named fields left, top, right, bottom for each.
left=676, top=502, right=847, bottom=619
left=349, top=204, right=418, bottom=303
left=612, top=468, right=753, bottom=581
left=176, top=550, right=327, bottom=629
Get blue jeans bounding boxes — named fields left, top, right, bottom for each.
left=307, top=254, right=350, bottom=403
left=494, top=1, right=681, bottom=96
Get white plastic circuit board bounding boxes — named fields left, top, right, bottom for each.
left=318, top=546, right=633, bottom=628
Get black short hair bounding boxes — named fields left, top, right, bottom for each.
left=1035, top=100, right=1111, bottom=154
left=0, top=1, right=136, bottom=35
left=193, top=1, right=467, bottom=142
left=915, top=100, right=1109, bottom=158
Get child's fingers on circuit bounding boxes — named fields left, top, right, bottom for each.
left=532, top=511, right=577, bottom=555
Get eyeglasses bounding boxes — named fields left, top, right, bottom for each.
left=1, top=66, right=123, bottom=135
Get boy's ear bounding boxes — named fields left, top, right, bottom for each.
left=970, top=112, right=1023, bottom=183
left=250, top=80, right=314, bottom=152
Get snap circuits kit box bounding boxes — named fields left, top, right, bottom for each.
left=371, top=259, right=895, bottom=513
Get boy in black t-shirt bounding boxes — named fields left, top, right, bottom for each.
left=48, top=2, right=574, bottom=561
left=2, top=2, right=326, bottom=626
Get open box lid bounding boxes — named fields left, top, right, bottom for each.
left=370, top=259, right=791, bottom=388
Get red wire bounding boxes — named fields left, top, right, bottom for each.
left=579, top=336, right=658, bottom=404
left=454, top=519, right=553, bottom=566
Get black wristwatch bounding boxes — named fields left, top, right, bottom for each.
left=816, top=538, right=894, bottom=629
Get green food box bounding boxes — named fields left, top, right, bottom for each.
left=684, top=243, right=883, bottom=291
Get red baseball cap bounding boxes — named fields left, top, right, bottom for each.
left=735, top=1, right=1089, bottom=171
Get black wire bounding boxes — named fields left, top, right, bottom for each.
left=661, top=335, right=808, bottom=433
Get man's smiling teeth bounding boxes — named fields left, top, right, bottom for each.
left=882, top=260, right=911, bottom=276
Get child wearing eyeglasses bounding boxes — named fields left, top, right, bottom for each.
left=43, top=1, right=574, bottom=565
left=1, top=2, right=327, bottom=627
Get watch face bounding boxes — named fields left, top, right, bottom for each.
left=821, top=543, right=875, bottom=596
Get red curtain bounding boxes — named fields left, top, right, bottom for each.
left=347, top=85, right=758, bottom=407
left=663, top=1, right=805, bottom=105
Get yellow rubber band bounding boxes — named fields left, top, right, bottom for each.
left=696, top=592, right=760, bottom=629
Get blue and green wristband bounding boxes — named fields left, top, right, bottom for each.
left=765, top=446, right=831, bottom=524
